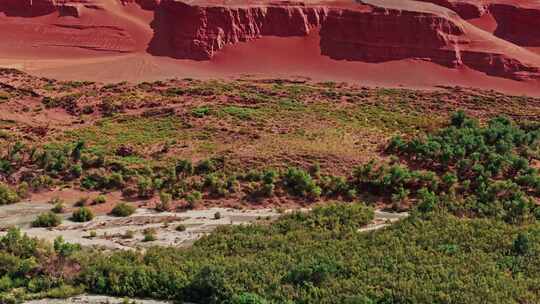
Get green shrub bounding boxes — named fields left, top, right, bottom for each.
left=0, top=183, right=19, bottom=205
left=53, top=236, right=80, bottom=257
left=196, top=159, right=216, bottom=174
left=51, top=202, right=65, bottom=214
left=110, top=203, right=136, bottom=217
left=72, top=207, right=94, bottom=222
left=191, top=106, right=211, bottom=118
left=279, top=203, right=374, bottom=231
left=282, top=167, right=322, bottom=199
left=32, top=212, right=62, bottom=227
left=186, top=191, right=202, bottom=209
left=93, top=195, right=106, bottom=205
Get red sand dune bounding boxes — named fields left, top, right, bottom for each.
left=0, top=0, right=540, bottom=95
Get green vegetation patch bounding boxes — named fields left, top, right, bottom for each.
left=43, top=207, right=540, bottom=303
left=63, top=116, right=188, bottom=155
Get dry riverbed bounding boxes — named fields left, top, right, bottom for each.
left=0, top=200, right=407, bottom=250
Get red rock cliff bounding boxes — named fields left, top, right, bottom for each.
left=158, top=0, right=327, bottom=60
left=489, top=3, right=540, bottom=46
left=155, top=0, right=540, bottom=80
left=319, top=5, right=464, bottom=67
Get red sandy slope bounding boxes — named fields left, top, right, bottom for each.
left=0, top=0, right=539, bottom=95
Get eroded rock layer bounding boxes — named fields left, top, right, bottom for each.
left=319, top=6, right=464, bottom=66
left=154, top=0, right=540, bottom=80
left=159, top=0, right=327, bottom=59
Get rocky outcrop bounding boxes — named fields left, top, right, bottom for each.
left=489, top=3, right=540, bottom=46
left=158, top=0, right=327, bottom=59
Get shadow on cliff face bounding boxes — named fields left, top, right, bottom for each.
left=0, top=7, right=56, bottom=17
left=146, top=6, right=174, bottom=58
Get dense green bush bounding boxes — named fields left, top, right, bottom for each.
left=75, top=206, right=540, bottom=304
left=71, top=207, right=94, bottom=222
left=110, top=203, right=136, bottom=217
left=282, top=167, right=322, bottom=199
left=93, top=195, right=106, bottom=205
left=0, top=183, right=19, bottom=205
left=379, top=112, right=540, bottom=223
left=0, top=228, right=79, bottom=301
left=32, top=212, right=62, bottom=228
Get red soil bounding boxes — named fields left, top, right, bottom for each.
left=1, top=0, right=540, bottom=95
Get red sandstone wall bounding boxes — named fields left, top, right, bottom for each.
left=159, top=0, right=326, bottom=59
left=155, top=0, right=540, bottom=80
left=319, top=7, right=464, bottom=67
left=489, top=3, right=540, bottom=46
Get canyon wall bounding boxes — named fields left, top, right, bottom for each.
left=319, top=7, right=463, bottom=67
left=154, top=0, right=540, bottom=80
left=489, top=3, right=540, bottom=46
left=415, top=0, right=540, bottom=47
left=158, top=1, right=327, bottom=60
left=1, top=0, right=539, bottom=81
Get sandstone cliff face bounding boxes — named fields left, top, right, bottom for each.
left=154, top=0, right=540, bottom=80
left=461, top=51, right=540, bottom=79
left=319, top=6, right=464, bottom=67
left=159, top=0, right=326, bottom=59
left=489, top=3, right=540, bottom=46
